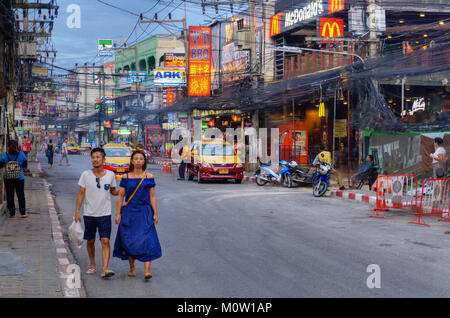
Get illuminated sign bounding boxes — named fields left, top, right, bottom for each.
left=319, top=18, right=344, bottom=42
left=319, top=102, right=326, bottom=117
left=153, top=69, right=186, bottom=87
left=328, top=0, right=344, bottom=14
left=188, top=26, right=211, bottom=97
left=285, top=0, right=324, bottom=29
left=270, top=13, right=282, bottom=37
left=164, top=53, right=186, bottom=68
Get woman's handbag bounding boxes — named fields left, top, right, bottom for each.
left=120, top=175, right=146, bottom=214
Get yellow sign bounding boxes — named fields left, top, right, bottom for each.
left=335, top=119, right=347, bottom=138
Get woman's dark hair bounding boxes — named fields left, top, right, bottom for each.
left=91, top=147, right=106, bottom=158
left=7, top=140, right=18, bottom=147
left=129, top=150, right=147, bottom=172
left=368, top=154, right=374, bottom=162
left=434, top=137, right=444, bottom=146
left=49, top=139, right=53, bottom=143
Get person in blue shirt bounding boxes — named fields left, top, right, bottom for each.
left=0, top=140, right=28, bottom=218
left=351, top=155, right=374, bottom=187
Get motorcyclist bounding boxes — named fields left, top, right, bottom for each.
left=312, top=145, right=345, bottom=190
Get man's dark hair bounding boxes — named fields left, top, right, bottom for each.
left=7, top=140, right=18, bottom=147
left=49, top=139, right=53, bottom=143
left=368, top=154, right=374, bottom=162
left=91, top=147, right=106, bottom=158
left=319, top=145, right=326, bottom=151
left=434, top=137, right=444, bottom=146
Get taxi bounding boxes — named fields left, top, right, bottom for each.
left=103, top=143, right=132, bottom=180
left=186, top=139, right=244, bottom=184
left=67, top=142, right=81, bottom=154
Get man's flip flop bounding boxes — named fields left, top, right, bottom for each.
left=86, top=268, right=96, bottom=275
left=101, top=270, right=115, bottom=278
left=144, top=273, right=152, bottom=280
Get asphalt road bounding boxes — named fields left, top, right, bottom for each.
left=40, top=153, right=450, bottom=298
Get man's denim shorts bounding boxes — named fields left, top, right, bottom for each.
left=83, top=215, right=111, bottom=240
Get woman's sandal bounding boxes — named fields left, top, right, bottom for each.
left=86, top=267, right=96, bottom=275
left=101, top=270, right=115, bottom=278
left=144, top=272, right=153, bottom=280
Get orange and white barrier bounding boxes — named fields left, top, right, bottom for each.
left=370, top=174, right=418, bottom=218
left=409, top=178, right=450, bottom=227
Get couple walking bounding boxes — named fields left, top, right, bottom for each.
left=75, top=148, right=161, bottom=279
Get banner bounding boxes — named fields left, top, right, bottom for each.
left=153, top=69, right=186, bottom=87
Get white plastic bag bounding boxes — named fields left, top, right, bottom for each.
left=68, top=220, right=84, bottom=249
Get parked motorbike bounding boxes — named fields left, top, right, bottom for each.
left=287, top=161, right=315, bottom=187
left=312, top=162, right=331, bottom=197
left=255, top=160, right=292, bottom=187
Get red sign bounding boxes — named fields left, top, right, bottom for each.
left=328, top=0, right=344, bottom=14
left=188, top=26, right=211, bottom=97
left=270, top=13, right=282, bottom=37
left=319, top=18, right=344, bottom=42
left=103, top=121, right=112, bottom=128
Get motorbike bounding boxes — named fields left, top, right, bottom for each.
left=255, top=160, right=293, bottom=187
left=312, top=162, right=331, bottom=197
left=287, top=161, right=315, bottom=187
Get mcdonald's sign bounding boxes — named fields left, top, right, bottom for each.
left=319, top=18, right=344, bottom=42
left=270, top=13, right=282, bottom=37
left=328, top=0, right=344, bottom=14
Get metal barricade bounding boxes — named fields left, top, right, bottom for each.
left=409, top=178, right=450, bottom=227
left=370, top=175, right=418, bottom=218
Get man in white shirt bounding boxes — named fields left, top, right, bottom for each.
left=59, top=138, right=70, bottom=166
left=75, top=147, right=119, bottom=278
left=429, top=137, right=447, bottom=178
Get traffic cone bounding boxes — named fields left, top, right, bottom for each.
left=168, top=161, right=172, bottom=173
left=163, top=160, right=167, bottom=173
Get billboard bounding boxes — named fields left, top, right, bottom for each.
left=188, top=26, right=211, bottom=96
left=98, top=39, right=113, bottom=57
left=153, top=69, right=186, bottom=87
left=31, top=64, right=48, bottom=77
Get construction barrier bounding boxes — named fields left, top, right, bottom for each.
left=370, top=174, right=418, bottom=218
left=409, top=178, right=450, bottom=227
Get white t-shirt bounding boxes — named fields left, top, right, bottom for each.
left=78, top=170, right=117, bottom=217
left=432, top=147, right=447, bottom=168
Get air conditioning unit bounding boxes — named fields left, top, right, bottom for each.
left=235, top=29, right=252, bottom=50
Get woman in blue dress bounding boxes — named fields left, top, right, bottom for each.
left=113, top=150, right=161, bottom=280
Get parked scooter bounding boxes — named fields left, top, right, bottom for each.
left=312, top=162, right=331, bottom=197
left=255, top=160, right=292, bottom=187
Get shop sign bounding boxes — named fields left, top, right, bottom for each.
left=270, top=13, right=282, bottom=37
left=164, top=53, right=186, bottom=68
left=188, top=26, right=211, bottom=96
left=335, top=119, right=347, bottom=138
left=285, top=0, right=324, bottom=29
left=154, top=69, right=186, bottom=87
left=328, top=0, right=344, bottom=14
left=319, top=18, right=344, bottom=42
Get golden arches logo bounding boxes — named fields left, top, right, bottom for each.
left=270, top=13, right=282, bottom=37
left=321, top=22, right=341, bottom=37
left=328, top=0, right=344, bottom=14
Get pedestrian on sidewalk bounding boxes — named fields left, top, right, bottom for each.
left=113, top=150, right=161, bottom=280
left=178, top=138, right=189, bottom=180
left=75, top=147, right=119, bottom=278
left=430, top=137, right=447, bottom=178
left=46, top=140, right=55, bottom=169
left=59, top=138, right=70, bottom=166
left=0, top=140, right=28, bottom=218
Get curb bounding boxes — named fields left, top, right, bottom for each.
left=37, top=162, right=81, bottom=298
left=329, top=190, right=377, bottom=205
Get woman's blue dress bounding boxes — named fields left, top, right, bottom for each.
left=113, top=177, right=162, bottom=262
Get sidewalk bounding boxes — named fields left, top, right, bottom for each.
left=0, top=161, right=83, bottom=298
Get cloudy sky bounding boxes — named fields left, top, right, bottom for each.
left=51, top=0, right=234, bottom=72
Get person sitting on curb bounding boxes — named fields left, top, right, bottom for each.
left=351, top=155, right=374, bottom=187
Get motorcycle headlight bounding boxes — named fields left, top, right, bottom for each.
left=236, top=163, right=243, bottom=168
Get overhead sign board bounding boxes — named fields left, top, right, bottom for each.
left=153, top=69, right=186, bottom=87
left=98, top=39, right=114, bottom=57
left=127, top=71, right=147, bottom=83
